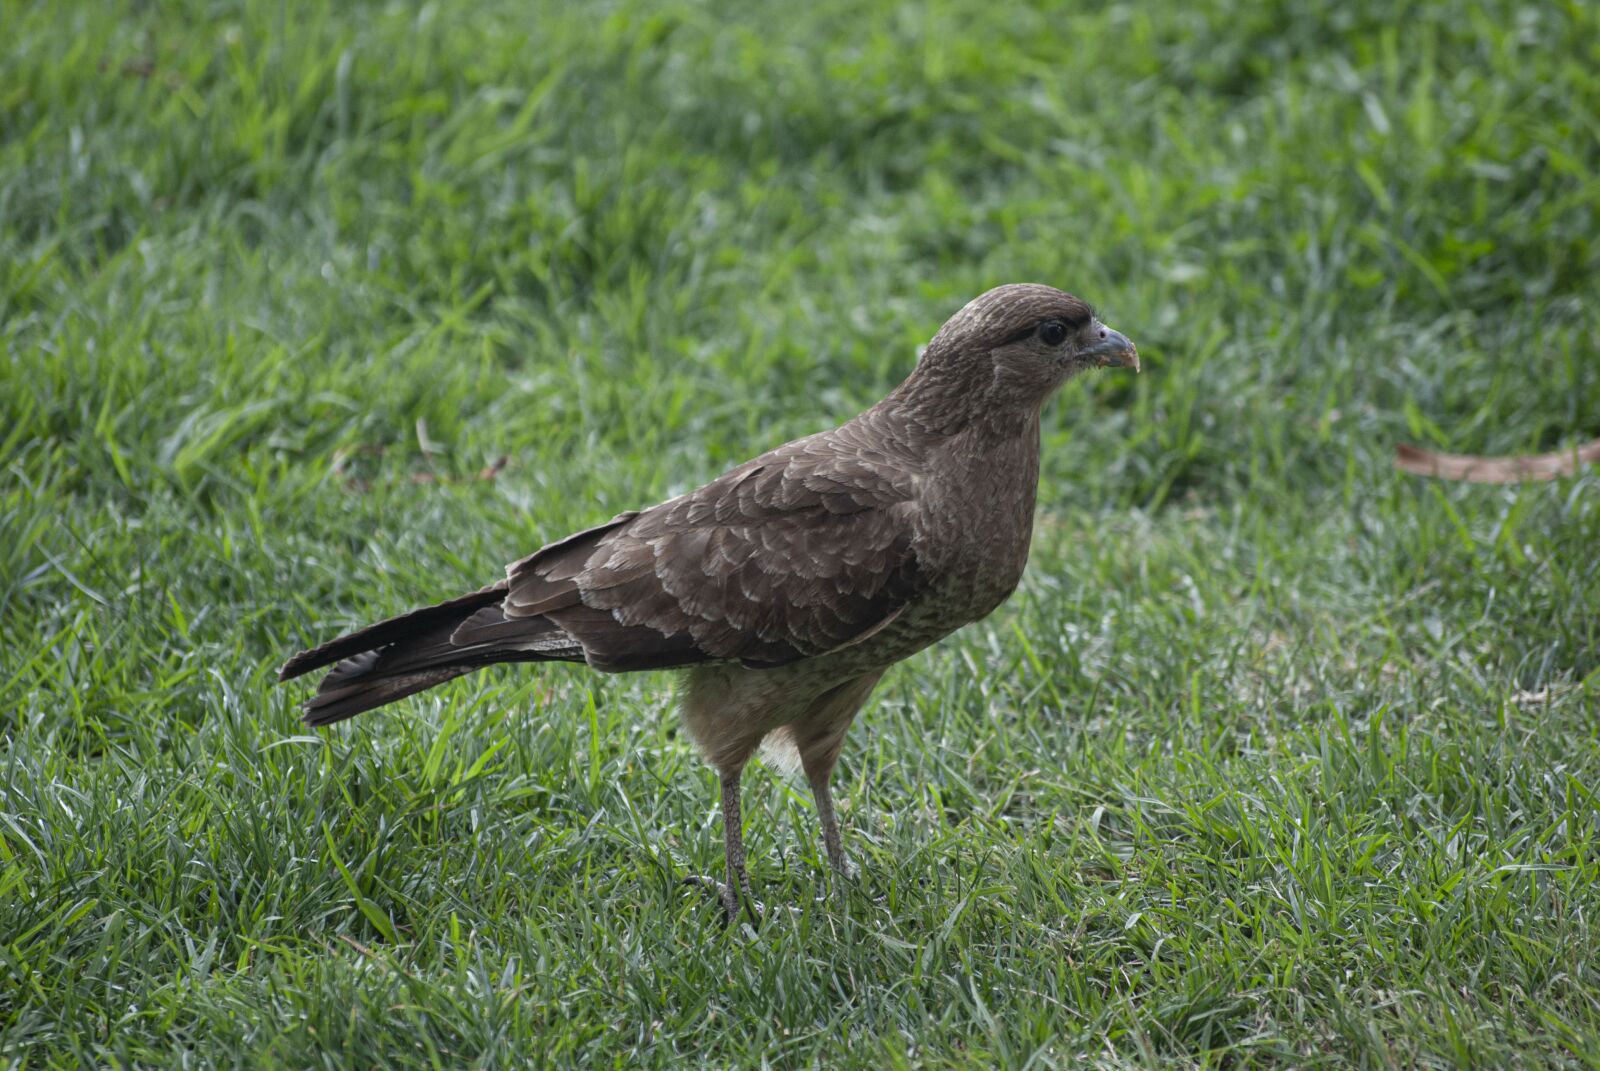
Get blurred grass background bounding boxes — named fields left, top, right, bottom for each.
left=2, top=0, right=1598, bottom=1066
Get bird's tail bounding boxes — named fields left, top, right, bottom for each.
left=278, top=583, right=586, bottom=726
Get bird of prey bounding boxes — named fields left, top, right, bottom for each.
left=280, top=283, right=1139, bottom=920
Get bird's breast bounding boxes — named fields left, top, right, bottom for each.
left=924, top=425, right=1039, bottom=576
left=896, top=430, right=1041, bottom=645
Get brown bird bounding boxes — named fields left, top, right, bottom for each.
left=279, top=283, right=1139, bottom=920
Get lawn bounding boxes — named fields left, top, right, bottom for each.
left=3, top=0, right=1599, bottom=1066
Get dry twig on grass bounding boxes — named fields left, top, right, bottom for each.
left=1395, top=438, right=1600, bottom=483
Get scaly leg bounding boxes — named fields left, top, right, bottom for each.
left=793, top=672, right=881, bottom=885
left=684, top=768, right=758, bottom=924
left=806, top=767, right=856, bottom=881
left=718, top=768, right=755, bottom=919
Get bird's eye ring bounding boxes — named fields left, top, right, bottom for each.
left=1038, top=320, right=1068, bottom=346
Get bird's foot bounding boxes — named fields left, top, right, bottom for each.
left=681, top=875, right=762, bottom=927
left=826, top=861, right=887, bottom=906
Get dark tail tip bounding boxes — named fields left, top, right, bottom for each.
left=300, top=664, right=474, bottom=726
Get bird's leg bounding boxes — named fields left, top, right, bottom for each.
left=805, top=763, right=857, bottom=882
left=810, top=773, right=854, bottom=880
left=684, top=767, right=759, bottom=924
left=792, top=672, right=879, bottom=887
left=718, top=767, right=756, bottom=921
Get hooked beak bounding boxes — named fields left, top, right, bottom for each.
left=1084, top=322, right=1140, bottom=372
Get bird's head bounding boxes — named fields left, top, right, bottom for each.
left=885, top=283, right=1139, bottom=435
left=927, top=283, right=1140, bottom=389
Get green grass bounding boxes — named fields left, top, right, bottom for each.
left=3, top=0, right=1599, bottom=1065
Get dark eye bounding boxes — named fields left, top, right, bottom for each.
left=1038, top=320, right=1068, bottom=346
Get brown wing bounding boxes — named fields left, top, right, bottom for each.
left=499, top=431, right=925, bottom=671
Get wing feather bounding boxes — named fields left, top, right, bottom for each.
left=504, top=435, right=924, bottom=671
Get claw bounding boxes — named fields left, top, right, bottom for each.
left=682, top=874, right=760, bottom=926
